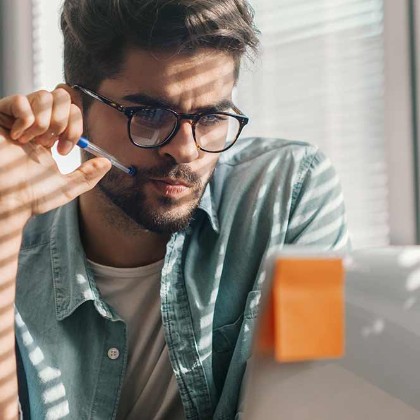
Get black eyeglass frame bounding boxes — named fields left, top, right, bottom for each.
left=72, top=84, right=249, bottom=153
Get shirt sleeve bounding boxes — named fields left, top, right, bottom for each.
left=285, top=149, right=350, bottom=251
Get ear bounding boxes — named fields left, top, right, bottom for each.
left=55, top=83, right=83, bottom=109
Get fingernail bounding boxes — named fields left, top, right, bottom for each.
left=61, top=140, right=74, bottom=155
left=11, top=131, right=22, bottom=140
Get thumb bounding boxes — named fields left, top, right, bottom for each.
left=64, top=157, right=112, bottom=199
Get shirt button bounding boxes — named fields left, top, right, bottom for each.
left=107, top=348, right=120, bottom=360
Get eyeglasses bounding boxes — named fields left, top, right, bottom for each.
left=72, top=84, right=249, bottom=153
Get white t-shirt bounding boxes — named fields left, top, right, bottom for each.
left=89, top=258, right=185, bottom=420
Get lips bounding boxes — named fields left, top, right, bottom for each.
left=149, top=177, right=193, bottom=198
left=150, top=177, right=192, bottom=188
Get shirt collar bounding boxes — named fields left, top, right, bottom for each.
left=49, top=200, right=114, bottom=321
left=197, top=182, right=220, bottom=233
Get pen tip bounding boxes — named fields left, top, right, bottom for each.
left=129, top=167, right=137, bottom=176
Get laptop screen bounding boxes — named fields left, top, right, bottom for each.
left=243, top=247, right=420, bottom=420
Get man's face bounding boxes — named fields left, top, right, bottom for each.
left=83, top=48, right=236, bottom=234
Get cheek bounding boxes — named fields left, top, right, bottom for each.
left=196, top=154, right=219, bottom=181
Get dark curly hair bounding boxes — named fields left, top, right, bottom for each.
left=61, top=0, right=260, bottom=90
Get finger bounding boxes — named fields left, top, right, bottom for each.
left=56, top=104, right=83, bottom=155
left=32, top=131, right=58, bottom=148
left=0, top=95, right=36, bottom=138
left=19, top=90, right=53, bottom=143
left=32, top=89, right=72, bottom=147
left=36, top=158, right=112, bottom=213
left=50, top=88, right=72, bottom=135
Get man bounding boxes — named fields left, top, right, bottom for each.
left=0, top=0, right=349, bottom=419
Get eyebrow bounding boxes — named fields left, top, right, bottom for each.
left=121, top=93, right=235, bottom=113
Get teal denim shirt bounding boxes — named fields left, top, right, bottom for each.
left=15, top=138, right=349, bottom=419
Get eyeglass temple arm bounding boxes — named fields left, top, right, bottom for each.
left=72, top=84, right=126, bottom=113
left=232, top=104, right=248, bottom=119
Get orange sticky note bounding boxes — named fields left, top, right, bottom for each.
left=272, top=258, right=345, bottom=362
left=256, top=290, right=275, bottom=355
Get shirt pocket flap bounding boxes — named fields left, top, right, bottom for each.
left=213, top=290, right=261, bottom=353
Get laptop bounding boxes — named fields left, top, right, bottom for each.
left=243, top=247, right=420, bottom=419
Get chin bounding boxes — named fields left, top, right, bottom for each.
left=140, top=210, right=196, bottom=234
left=105, top=192, right=199, bottom=234
left=140, top=200, right=199, bottom=234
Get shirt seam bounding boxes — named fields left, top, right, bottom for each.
left=163, top=240, right=196, bottom=418
left=219, top=140, right=315, bottom=168
left=88, top=325, right=108, bottom=419
left=19, top=240, right=50, bottom=251
left=111, top=321, right=128, bottom=420
left=290, top=148, right=319, bottom=211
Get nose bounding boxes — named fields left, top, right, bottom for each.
left=157, top=120, right=200, bottom=164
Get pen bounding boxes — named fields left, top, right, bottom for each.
left=76, top=136, right=136, bottom=176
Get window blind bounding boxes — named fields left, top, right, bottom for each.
left=237, top=0, right=388, bottom=248
left=32, top=0, right=81, bottom=173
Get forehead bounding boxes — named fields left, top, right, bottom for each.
left=99, top=48, right=236, bottom=110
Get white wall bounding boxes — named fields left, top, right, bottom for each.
left=383, top=0, right=417, bottom=245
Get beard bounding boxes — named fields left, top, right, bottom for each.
left=88, top=152, right=212, bottom=234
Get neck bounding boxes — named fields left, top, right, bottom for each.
left=78, top=192, right=170, bottom=268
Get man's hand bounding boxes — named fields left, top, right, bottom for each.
left=1, top=88, right=84, bottom=154
left=0, top=88, right=111, bottom=420
left=0, top=88, right=112, bottom=223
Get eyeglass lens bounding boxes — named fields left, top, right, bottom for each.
left=130, top=108, right=241, bottom=152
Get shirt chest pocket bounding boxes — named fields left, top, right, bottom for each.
left=212, top=291, right=261, bottom=394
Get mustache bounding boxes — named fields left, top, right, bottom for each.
left=132, top=162, right=201, bottom=186
left=135, top=163, right=201, bottom=185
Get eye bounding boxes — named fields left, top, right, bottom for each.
left=199, top=114, right=228, bottom=126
